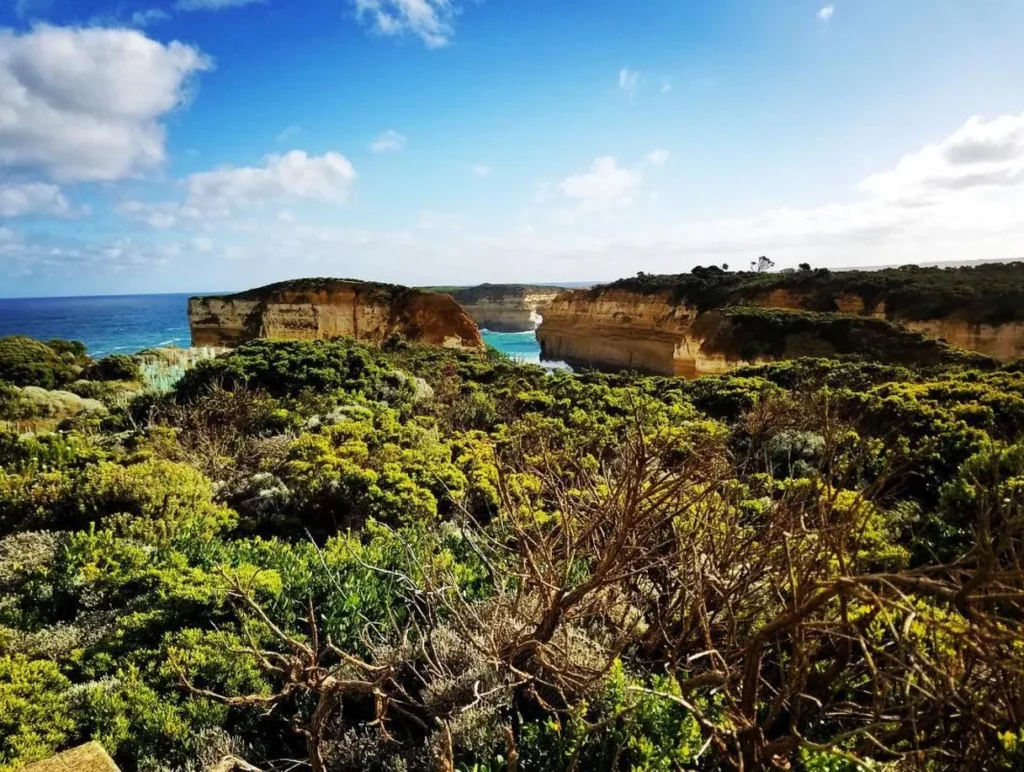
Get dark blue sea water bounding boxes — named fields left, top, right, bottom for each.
left=0, top=293, right=545, bottom=362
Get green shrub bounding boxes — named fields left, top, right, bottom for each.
left=0, top=337, right=80, bottom=389
left=83, top=355, right=142, bottom=383
left=0, top=655, right=76, bottom=771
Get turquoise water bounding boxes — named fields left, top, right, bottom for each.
left=479, top=329, right=545, bottom=364
left=0, top=293, right=545, bottom=361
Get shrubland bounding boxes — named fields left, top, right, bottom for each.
left=0, top=337, right=1021, bottom=771
left=0, top=337, right=146, bottom=431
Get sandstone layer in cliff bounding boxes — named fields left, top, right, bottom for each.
left=538, top=282, right=999, bottom=378
left=190, top=279, right=483, bottom=351
left=440, top=284, right=567, bottom=333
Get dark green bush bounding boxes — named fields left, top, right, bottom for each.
left=0, top=337, right=79, bottom=389
left=83, top=355, right=142, bottom=383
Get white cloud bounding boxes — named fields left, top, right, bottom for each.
left=371, top=129, right=407, bottom=153
left=0, top=182, right=71, bottom=218
left=185, top=150, right=357, bottom=205
left=557, top=156, right=643, bottom=210
left=0, top=26, right=212, bottom=182
left=859, top=113, right=1024, bottom=200
left=618, top=68, right=642, bottom=95
left=660, top=77, right=673, bottom=94
left=352, top=0, right=462, bottom=48
left=118, top=150, right=357, bottom=231
left=175, top=0, right=264, bottom=10
left=818, top=5, right=835, bottom=21
left=646, top=148, right=670, bottom=168
left=471, top=164, right=492, bottom=178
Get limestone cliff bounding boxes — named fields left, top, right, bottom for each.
left=743, top=289, right=1024, bottom=362
left=537, top=289, right=698, bottom=375
left=538, top=287, right=997, bottom=378
left=443, top=284, right=566, bottom=333
left=190, top=279, right=483, bottom=351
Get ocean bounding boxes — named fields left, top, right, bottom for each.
left=0, top=293, right=546, bottom=363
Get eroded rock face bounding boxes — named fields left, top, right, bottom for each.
left=537, top=286, right=1009, bottom=378
left=900, top=320, right=1024, bottom=362
left=446, top=285, right=565, bottom=333
left=190, top=280, right=483, bottom=351
left=538, top=289, right=702, bottom=375
left=744, top=289, right=1024, bottom=362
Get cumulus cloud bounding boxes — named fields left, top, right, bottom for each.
left=185, top=150, right=357, bottom=205
left=557, top=156, right=643, bottom=210
left=352, top=0, right=462, bottom=48
left=118, top=150, right=358, bottom=231
left=859, top=113, right=1024, bottom=200
left=646, top=148, right=670, bottom=168
left=0, top=183, right=71, bottom=218
left=371, top=129, right=407, bottom=153
left=0, top=26, right=212, bottom=182
left=818, top=5, right=835, bottom=21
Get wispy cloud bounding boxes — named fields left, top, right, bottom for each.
left=818, top=5, right=835, bottom=22
left=371, top=129, right=407, bottom=153
left=646, top=149, right=670, bottom=168
left=13, top=0, right=53, bottom=20
left=277, top=125, right=302, bottom=143
left=471, top=164, right=493, bottom=178
left=618, top=68, right=642, bottom=97
left=352, top=0, right=468, bottom=48
left=130, top=8, right=172, bottom=26
left=175, top=0, right=264, bottom=10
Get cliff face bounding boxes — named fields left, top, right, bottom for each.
left=190, top=280, right=483, bottom=351
left=537, top=287, right=1000, bottom=378
left=537, top=289, right=701, bottom=376
left=744, top=290, right=1024, bottom=361
left=900, top=320, right=1024, bottom=361
left=445, top=285, right=565, bottom=333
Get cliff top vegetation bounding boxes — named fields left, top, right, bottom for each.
left=195, top=278, right=420, bottom=304
left=599, top=260, right=1024, bottom=324
left=430, top=283, right=569, bottom=304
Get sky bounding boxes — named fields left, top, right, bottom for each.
left=1, top=0, right=1024, bottom=297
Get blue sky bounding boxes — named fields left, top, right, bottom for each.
left=1, top=0, right=1024, bottom=297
